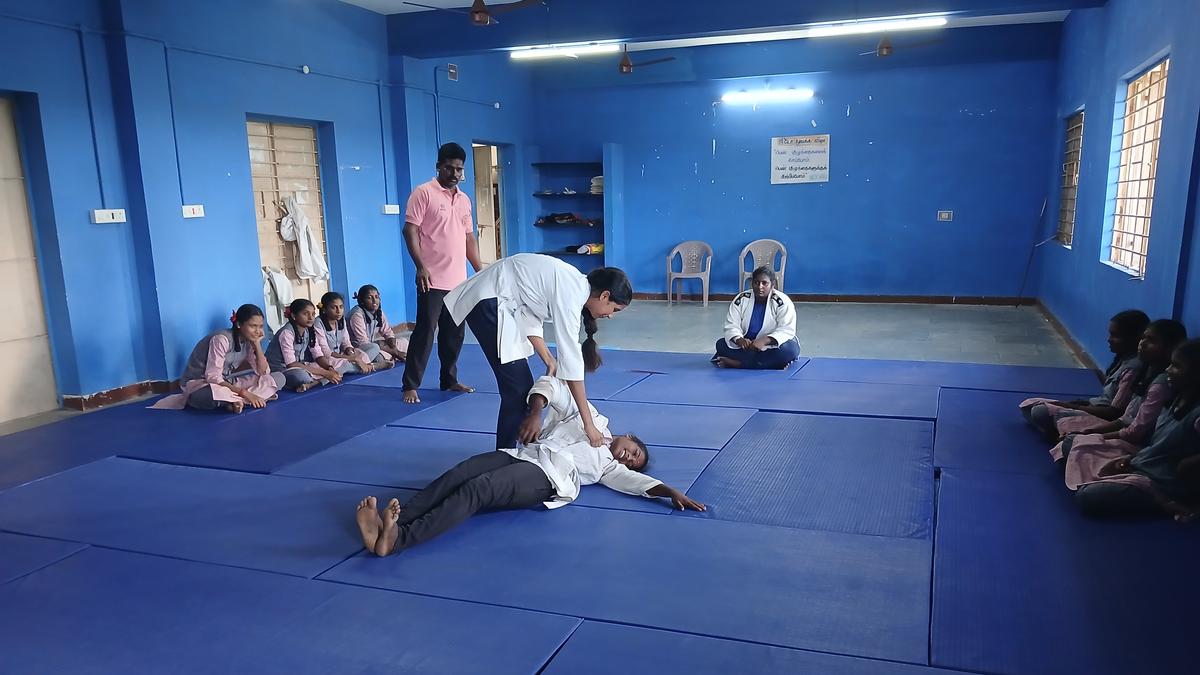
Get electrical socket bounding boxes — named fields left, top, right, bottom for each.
left=937, top=210, right=954, bottom=222
left=382, top=204, right=402, bottom=215
left=89, top=208, right=127, bottom=224
left=182, top=204, right=206, bottom=219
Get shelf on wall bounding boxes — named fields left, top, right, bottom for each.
left=533, top=220, right=600, bottom=228
left=532, top=161, right=603, bottom=168
left=533, top=192, right=604, bottom=198
left=537, top=250, right=603, bottom=258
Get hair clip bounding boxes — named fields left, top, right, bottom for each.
left=284, top=307, right=292, bottom=319
left=229, top=310, right=238, bottom=325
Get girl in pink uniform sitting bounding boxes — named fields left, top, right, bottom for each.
left=266, top=299, right=351, bottom=392
left=347, top=284, right=407, bottom=365
left=152, top=304, right=283, bottom=413
left=317, top=291, right=376, bottom=374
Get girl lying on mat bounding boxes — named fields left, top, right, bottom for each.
left=713, top=266, right=800, bottom=370
left=151, top=304, right=284, bottom=413
left=1062, top=339, right=1200, bottom=521
left=354, top=376, right=705, bottom=557
left=1021, top=309, right=1150, bottom=439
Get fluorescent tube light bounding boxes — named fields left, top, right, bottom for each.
left=803, top=15, right=947, bottom=38
left=721, top=88, right=815, bottom=105
left=510, top=43, right=620, bottom=60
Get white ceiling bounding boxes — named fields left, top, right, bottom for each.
left=339, top=0, right=487, bottom=14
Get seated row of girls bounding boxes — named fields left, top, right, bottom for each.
left=268, top=288, right=410, bottom=393
left=157, top=285, right=408, bottom=412
left=1022, top=314, right=1200, bottom=520
left=1022, top=309, right=1150, bottom=436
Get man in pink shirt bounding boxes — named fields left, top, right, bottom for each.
left=401, top=142, right=483, bottom=403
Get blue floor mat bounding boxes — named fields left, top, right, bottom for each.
left=0, top=397, right=232, bottom=491
left=932, top=468, right=1200, bottom=675
left=613, top=373, right=940, bottom=419
left=321, top=506, right=932, bottom=663
left=0, top=457, right=412, bottom=578
left=0, top=532, right=87, bottom=585
left=543, top=622, right=953, bottom=675
left=934, top=388, right=1081, bottom=475
left=599, top=348, right=809, bottom=376
left=0, top=547, right=579, bottom=674
left=793, top=357, right=1099, bottom=394
left=350, top=344, right=652, bottom=400
left=278, top=426, right=718, bottom=514
left=120, top=384, right=459, bottom=473
left=681, top=413, right=934, bottom=538
left=388, top=393, right=755, bottom=450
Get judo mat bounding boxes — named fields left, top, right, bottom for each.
left=933, top=388, right=1084, bottom=475
left=682, top=412, right=935, bottom=538
left=613, top=373, right=940, bottom=419
left=120, top=384, right=459, bottom=473
left=0, top=547, right=579, bottom=674
left=1, top=346, right=1194, bottom=673
left=321, top=505, right=932, bottom=664
left=350, top=345, right=652, bottom=400
left=932, top=468, right=1200, bottom=675
left=793, top=357, right=1099, bottom=394
left=387, top=392, right=755, bottom=450
left=542, top=621, right=954, bottom=675
left=0, top=457, right=412, bottom=578
left=0, top=532, right=87, bottom=585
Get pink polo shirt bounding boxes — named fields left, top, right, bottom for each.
left=406, top=179, right=474, bottom=291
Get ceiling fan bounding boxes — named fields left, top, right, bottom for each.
left=859, top=35, right=941, bottom=57
left=401, top=0, right=544, bottom=27
left=618, top=45, right=676, bottom=74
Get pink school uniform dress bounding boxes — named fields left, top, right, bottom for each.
left=151, top=329, right=281, bottom=410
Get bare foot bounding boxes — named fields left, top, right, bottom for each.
left=296, top=382, right=317, bottom=393
left=377, top=359, right=395, bottom=371
left=403, top=389, right=421, bottom=404
left=221, top=400, right=244, bottom=414
left=355, top=496, right=381, bottom=551
left=716, top=356, right=743, bottom=369
left=443, top=383, right=475, bottom=394
left=374, top=498, right=401, bottom=557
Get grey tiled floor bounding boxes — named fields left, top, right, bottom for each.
left=579, top=301, right=1083, bottom=368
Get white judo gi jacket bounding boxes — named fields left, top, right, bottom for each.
left=444, top=253, right=592, bottom=381
left=722, top=289, right=797, bottom=349
left=500, top=377, right=662, bottom=508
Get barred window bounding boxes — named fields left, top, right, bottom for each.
left=1108, top=59, right=1168, bottom=276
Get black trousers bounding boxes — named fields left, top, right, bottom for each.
left=466, top=297, right=535, bottom=449
left=394, top=451, right=554, bottom=552
left=402, top=288, right=465, bottom=391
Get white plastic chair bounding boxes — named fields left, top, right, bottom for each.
left=666, top=240, right=713, bottom=307
left=739, top=239, right=787, bottom=293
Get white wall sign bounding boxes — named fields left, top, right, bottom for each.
left=771, top=134, right=830, bottom=184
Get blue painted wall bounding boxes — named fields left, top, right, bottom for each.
left=0, top=0, right=140, bottom=396
left=1, top=0, right=408, bottom=396
left=527, top=27, right=1060, bottom=297
left=390, top=52, right=538, bottom=314
left=1033, top=0, right=1200, bottom=362
left=9, top=0, right=1192, bottom=397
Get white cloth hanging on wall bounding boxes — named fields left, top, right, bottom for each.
left=261, top=265, right=293, bottom=334
left=278, top=195, right=329, bottom=281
